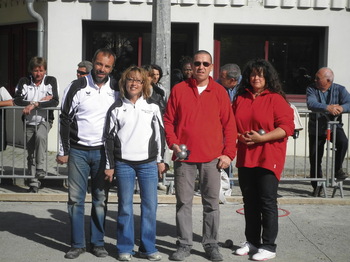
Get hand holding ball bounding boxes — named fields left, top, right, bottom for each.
left=258, top=129, right=266, bottom=135
left=179, top=144, right=187, bottom=152
left=176, top=150, right=188, bottom=160
left=176, top=144, right=188, bottom=161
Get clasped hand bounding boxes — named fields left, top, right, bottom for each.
left=327, top=104, right=343, bottom=116
left=239, top=131, right=264, bottom=146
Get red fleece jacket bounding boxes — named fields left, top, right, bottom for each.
left=232, top=90, right=294, bottom=180
left=164, top=77, right=237, bottom=162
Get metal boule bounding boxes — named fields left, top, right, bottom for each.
left=258, top=129, right=266, bottom=135
left=179, top=144, right=187, bottom=151
left=176, top=150, right=187, bottom=160
left=224, top=239, right=233, bottom=248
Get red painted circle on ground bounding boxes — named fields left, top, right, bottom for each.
left=236, top=207, right=290, bottom=217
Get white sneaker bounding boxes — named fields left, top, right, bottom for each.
left=234, top=241, right=258, bottom=256
left=118, top=253, right=132, bottom=261
left=252, top=249, right=276, bottom=261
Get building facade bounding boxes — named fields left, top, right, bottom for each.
left=0, top=0, right=350, bottom=153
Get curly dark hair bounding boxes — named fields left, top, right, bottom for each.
left=235, top=58, right=286, bottom=100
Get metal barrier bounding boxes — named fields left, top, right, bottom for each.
left=0, top=106, right=66, bottom=180
left=282, top=110, right=349, bottom=187
left=162, top=109, right=350, bottom=198
left=1, top=106, right=349, bottom=196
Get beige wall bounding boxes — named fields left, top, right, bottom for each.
left=1, top=0, right=350, bottom=154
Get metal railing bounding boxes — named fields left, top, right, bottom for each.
left=0, top=106, right=65, bottom=180
left=283, top=109, right=349, bottom=181
left=1, top=106, right=349, bottom=192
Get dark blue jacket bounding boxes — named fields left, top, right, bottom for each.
left=307, top=82, right=350, bottom=136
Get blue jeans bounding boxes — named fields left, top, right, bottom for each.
left=115, top=160, right=158, bottom=255
left=67, top=147, right=109, bottom=248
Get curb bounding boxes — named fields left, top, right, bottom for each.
left=1, top=193, right=349, bottom=205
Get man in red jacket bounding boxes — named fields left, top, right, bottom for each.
left=164, top=50, right=237, bottom=261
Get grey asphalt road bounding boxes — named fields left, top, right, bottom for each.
left=0, top=201, right=349, bottom=262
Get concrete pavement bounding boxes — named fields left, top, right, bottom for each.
left=1, top=201, right=349, bottom=262
left=1, top=145, right=350, bottom=262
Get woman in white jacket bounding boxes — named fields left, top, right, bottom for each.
left=104, top=66, right=165, bottom=261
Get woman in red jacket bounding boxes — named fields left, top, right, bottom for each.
left=232, top=59, right=294, bottom=261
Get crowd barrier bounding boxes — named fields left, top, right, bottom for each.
left=1, top=106, right=349, bottom=196
left=0, top=106, right=63, bottom=180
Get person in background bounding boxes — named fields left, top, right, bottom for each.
left=219, top=63, right=241, bottom=103
left=14, top=57, right=59, bottom=193
left=306, top=67, right=350, bottom=195
left=0, top=86, right=13, bottom=153
left=142, top=65, right=166, bottom=114
left=164, top=50, right=237, bottom=261
left=171, top=68, right=184, bottom=89
left=76, top=60, right=93, bottom=79
left=151, top=64, right=167, bottom=100
left=232, top=58, right=294, bottom=261
left=218, top=63, right=242, bottom=189
left=104, top=66, right=165, bottom=262
left=180, top=56, right=193, bottom=80
left=57, top=48, right=118, bottom=259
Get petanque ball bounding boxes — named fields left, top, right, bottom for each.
left=224, top=239, right=233, bottom=248
left=258, top=129, right=266, bottom=135
left=176, top=150, right=188, bottom=160
left=179, top=144, right=187, bottom=151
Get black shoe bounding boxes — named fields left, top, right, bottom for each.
left=65, top=247, right=86, bottom=259
left=311, top=187, right=324, bottom=197
left=35, top=169, right=46, bottom=179
left=335, top=169, right=348, bottom=180
left=91, top=246, right=108, bottom=257
left=28, top=186, right=39, bottom=193
left=170, top=245, right=191, bottom=261
left=204, top=243, right=223, bottom=261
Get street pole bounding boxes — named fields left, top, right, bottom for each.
left=151, top=0, right=171, bottom=97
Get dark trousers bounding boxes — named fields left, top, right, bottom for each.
left=238, top=167, right=279, bottom=252
left=309, top=127, right=348, bottom=189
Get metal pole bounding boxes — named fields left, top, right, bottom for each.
left=325, top=116, right=331, bottom=187
left=151, top=0, right=171, bottom=98
left=330, top=117, right=339, bottom=187
left=26, top=0, right=45, bottom=57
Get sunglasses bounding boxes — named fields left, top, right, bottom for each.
left=77, top=70, right=88, bottom=75
left=193, top=61, right=211, bottom=67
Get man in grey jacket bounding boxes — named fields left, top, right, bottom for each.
left=306, top=67, right=350, bottom=193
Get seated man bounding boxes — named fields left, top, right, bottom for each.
left=306, top=67, right=350, bottom=194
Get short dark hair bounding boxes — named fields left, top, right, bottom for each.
left=92, top=48, right=116, bottom=67
left=28, top=57, right=47, bottom=72
left=193, top=50, right=212, bottom=63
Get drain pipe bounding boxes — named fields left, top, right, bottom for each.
left=26, top=0, right=44, bottom=57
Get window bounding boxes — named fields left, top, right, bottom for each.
left=0, top=23, right=37, bottom=94
left=83, top=21, right=197, bottom=81
left=215, top=25, right=326, bottom=97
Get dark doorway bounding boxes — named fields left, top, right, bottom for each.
left=214, top=25, right=326, bottom=97
left=83, top=21, right=197, bottom=81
